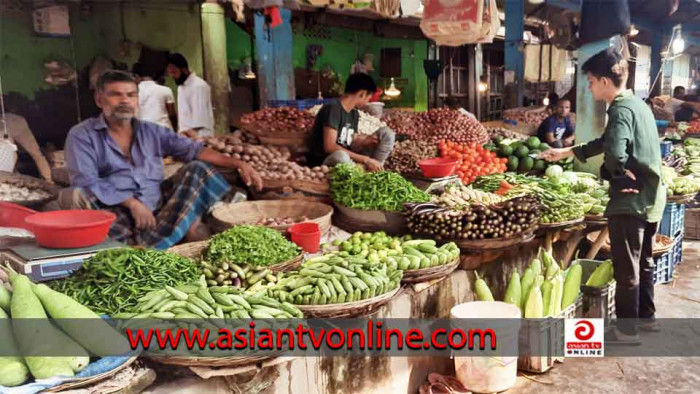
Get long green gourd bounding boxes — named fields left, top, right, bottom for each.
left=0, top=308, right=30, bottom=387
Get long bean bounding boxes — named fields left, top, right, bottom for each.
left=48, top=248, right=199, bottom=316
left=330, top=164, right=429, bottom=211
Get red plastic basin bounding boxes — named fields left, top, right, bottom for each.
left=288, top=222, right=321, bottom=253
left=0, top=202, right=38, bottom=228
left=24, top=210, right=116, bottom=249
left=419, top=157, right=457, bottom=178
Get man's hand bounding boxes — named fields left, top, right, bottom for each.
left=621, top=170, right=639, bottom=194
left=351, top=134, right=379, bottom=151
left=124, top=199, right=156, bottom=230
left=237, top=161, right=264, bottom=191
left=538, top=147, right=572, bottom=162
left=362, top=157, right=383, bottom=172
left=182, top=129, right=198, bottom=139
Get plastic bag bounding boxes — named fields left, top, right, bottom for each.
left=420, top=0, right=499, bottom=47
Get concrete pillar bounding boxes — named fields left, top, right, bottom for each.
left=575, top=39, right=610, bottom=175
left=504, top=0, right=524, bottom=108
left=201, top=2, right=231, bottom=134
left=254, top=9, right=295, bottom=106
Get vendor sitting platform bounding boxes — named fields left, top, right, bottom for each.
left=537, top=99, right=575, bottom=148
left=306, top=73, right=395, bottom=172
left=60, top=70, right=263, bottom=249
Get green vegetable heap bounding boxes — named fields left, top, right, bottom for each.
left=49, top=248, right=200, bottom=316
left=206, top=225, right=300, bottom=266
left=330, top=163, right=429, bottom=211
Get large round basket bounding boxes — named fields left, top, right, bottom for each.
left=239, top=123, right=310, bottom=147
left=45, top=356, right=138, bottom=392
left=453, top=232, right=536, bottom=251
left=538, top=217, right=584, bottom=230
left=150, top=354, right=278, bottom=368
left=584, top=214, right=607, bottom=225
left=295, top=286, right=401, bottom=318
left=401, top=258, right=460, bottom=283
left=333, top=203, right=407, bottom=235
left=668, top=193, right=697, bottom=204
left=0, top=171, right=58, bottom=207
left=168, top=241, right=303, bottom=272
left=210, top=200, right=333, bottom=235
left=586, top=231, right=675, bottom=257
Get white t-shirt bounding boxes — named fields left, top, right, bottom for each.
left=138, top=80, right=175, bottom=129
left=177, top=73, right=214, bottom=137
left=458, top=108, right=477, bottom=120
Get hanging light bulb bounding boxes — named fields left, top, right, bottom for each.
left=478, top=81, right=488, bottom=92
left=243, top=64, right=256, bottom=80
left=384, top=78, right=401, bottom=97
left=543, top=97, right=550, bottom=106
left=629, top=25, right=639, bottom=37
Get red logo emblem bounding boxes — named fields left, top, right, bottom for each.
left=574, top=320, right=595, bottom=341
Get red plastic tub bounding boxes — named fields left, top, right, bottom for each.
left=289, top=222, right=321, bottom=253
left=419, top=157, right=457, bottom=178
left=24, top=210, right=116, bottom=249
left=0, top=202, right=38, bottom=228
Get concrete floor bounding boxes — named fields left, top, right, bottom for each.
left=511, top=240, right=700, bottom=394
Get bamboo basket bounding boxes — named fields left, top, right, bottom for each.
left=260, top=178, right=330, bottom=195
left=210, top=200, right=333, bottom=235
left=537, top=217, right=584, bottom=230
left=667, top=193, right=697, bottom=204
left=333, top=203, right=408, bottom=235
left=168, top=241, right=303, bottom=272
left=453, top=232, right=536, bottom=251
left=239, top=123, right=310, bottom=147
left=401, top=258, right=460, bottom=283
left=586, top=232, right=675, bottom=257
left=45, top=356, right=138, bottom=392
left=295, top=286, right=401, bottom=318
left=151, top=354, right=278, bottom=368
left=0, top=171, right=58, bottom=207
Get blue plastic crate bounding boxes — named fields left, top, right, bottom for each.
left=653, top=249, right=674, bottom=285
left=672, top=233, right=683, bottom=268
left=660, top=141, right=672, bottom=158
left=267, top=99, right=333, bottom=110
left=659, top=203, right=686, bottom=238
left=267, top=100, right=296, bottom=108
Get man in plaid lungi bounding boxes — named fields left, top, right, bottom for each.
left=60, top=70, right=263, bottom=249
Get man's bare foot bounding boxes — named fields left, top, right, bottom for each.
left=184, top=219, right=211, bottom=243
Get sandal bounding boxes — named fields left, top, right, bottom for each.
left=428, top=373, right=470, bottom=394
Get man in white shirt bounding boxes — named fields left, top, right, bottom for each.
left=166, top=53, right=215, bottom=137
left=132, top=63, right=177, bottom=130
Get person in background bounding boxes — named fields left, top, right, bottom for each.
left=537, top=99, right=575, bottom=148
left=166, top=53, right=214, bottom=137
left=307, top=73, right=395, bottom=172
left=61, top=71, right=262, bottom=249
left=663, top=85, right=700, bottom=121
left=132, top=63, right=177, bottom=130
left=443, top=96, right=477, bottom=120
left=674, top=86, right=699, bottom=122
left=540, top=48, right=665, bottom=344
left=3, top=113, right=52, bottom=182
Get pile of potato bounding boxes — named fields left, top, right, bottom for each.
left=193, top=133, right=329, bottom=183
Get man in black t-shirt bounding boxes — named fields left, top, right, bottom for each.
left=307, top=74, right=395, bottom=171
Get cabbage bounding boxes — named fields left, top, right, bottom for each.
left=545, top=165, right=564, bottom=180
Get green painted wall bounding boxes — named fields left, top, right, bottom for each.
left=0, top=2, right=202, bottom=99
left=224, top=22, right=428, bottom=110
left=291, top=26, right=428, bottom=109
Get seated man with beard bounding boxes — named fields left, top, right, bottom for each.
left=61, top=70, right=263, bottom=249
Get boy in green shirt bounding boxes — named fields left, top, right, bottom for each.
left=541, top=48, right=666, bottom=344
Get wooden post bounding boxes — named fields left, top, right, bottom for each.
left=201, top=2, right=231, bottom=134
